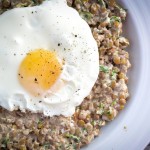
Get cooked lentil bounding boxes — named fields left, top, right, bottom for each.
left=0, top=0, right=131, bottom=149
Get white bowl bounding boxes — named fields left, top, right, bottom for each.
left=83, top=0, right=150, bottom=149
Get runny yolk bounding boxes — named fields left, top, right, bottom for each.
left=18, top=49, right=62, bottom=96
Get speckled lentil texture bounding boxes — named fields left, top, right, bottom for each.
left=0, top=0, right=131, bottom=149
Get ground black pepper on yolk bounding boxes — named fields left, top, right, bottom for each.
left=18, top=49, right=62, bottom=96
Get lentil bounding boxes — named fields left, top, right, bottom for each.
left=0, top=0, right=130, bottom=149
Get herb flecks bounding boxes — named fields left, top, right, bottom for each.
left=98, top=0, right=106, bottom=7
left=79, top=11, right=93, bottom=20
left=66, top=134, right=80, bottom=142
left=43, top=143, right=51, bottom=149
left=2, top=137, right=10, bottom=148
left=111, top=70, right=117, bottom=79
left=99, top=65, right=109, bottom=73
left=110, top=16, right=121, bottom=23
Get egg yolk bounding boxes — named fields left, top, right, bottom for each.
left=18, top=49, right=62, bottom=96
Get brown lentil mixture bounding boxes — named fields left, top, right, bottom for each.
left=0, top=0, right=131, bottom=149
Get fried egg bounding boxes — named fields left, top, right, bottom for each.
left=0, top=0, right=99, bottom=116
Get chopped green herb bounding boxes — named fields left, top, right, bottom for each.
left=37, top=119, right=43, bottom=129
left=91, top=120, right=97, bottom=126
left=80, top=11, right=93, bottom=20
left=98, top=103, right=105, bottom=114
left=73, top=144, right=77, bottom=149
left=82, top=128, right=87, bottom=132
left=100, top=65, right=109, bottom=73
left=98, top=0, right=106, bottom=7
left=110, top=16, right=121, bottom=22
left=111, top=70, right=117, bottom=79
left=66, top=134, right=80, bottom=142
left=105, top=108, right=112, bottom=115
left=43, top=143, right=51, bottom=149
left=32, top=0, right=37, bottom=3
left=2, top=137, right=10, bottom=148
left=111, top=100, right=117, bottom=106
left=66, top=143, right=77, bottom=150
left=111, top=70, right=117, bottom=76
left=106, top=110, right=111, bottom=115
left=99, top=103, right=104, bottom=108
left=37, top=118, right=42, bottom=123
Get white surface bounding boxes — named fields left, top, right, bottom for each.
left=83, top=0, right=150, bottom=150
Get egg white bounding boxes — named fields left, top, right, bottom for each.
left=0, top=0, right=99, bottom=116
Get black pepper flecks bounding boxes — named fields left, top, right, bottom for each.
left=18, top=73, right=23, bottom=79
left=26, top=53, right=31, bottom=56
left=34, top=78, right=38, bottom=84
